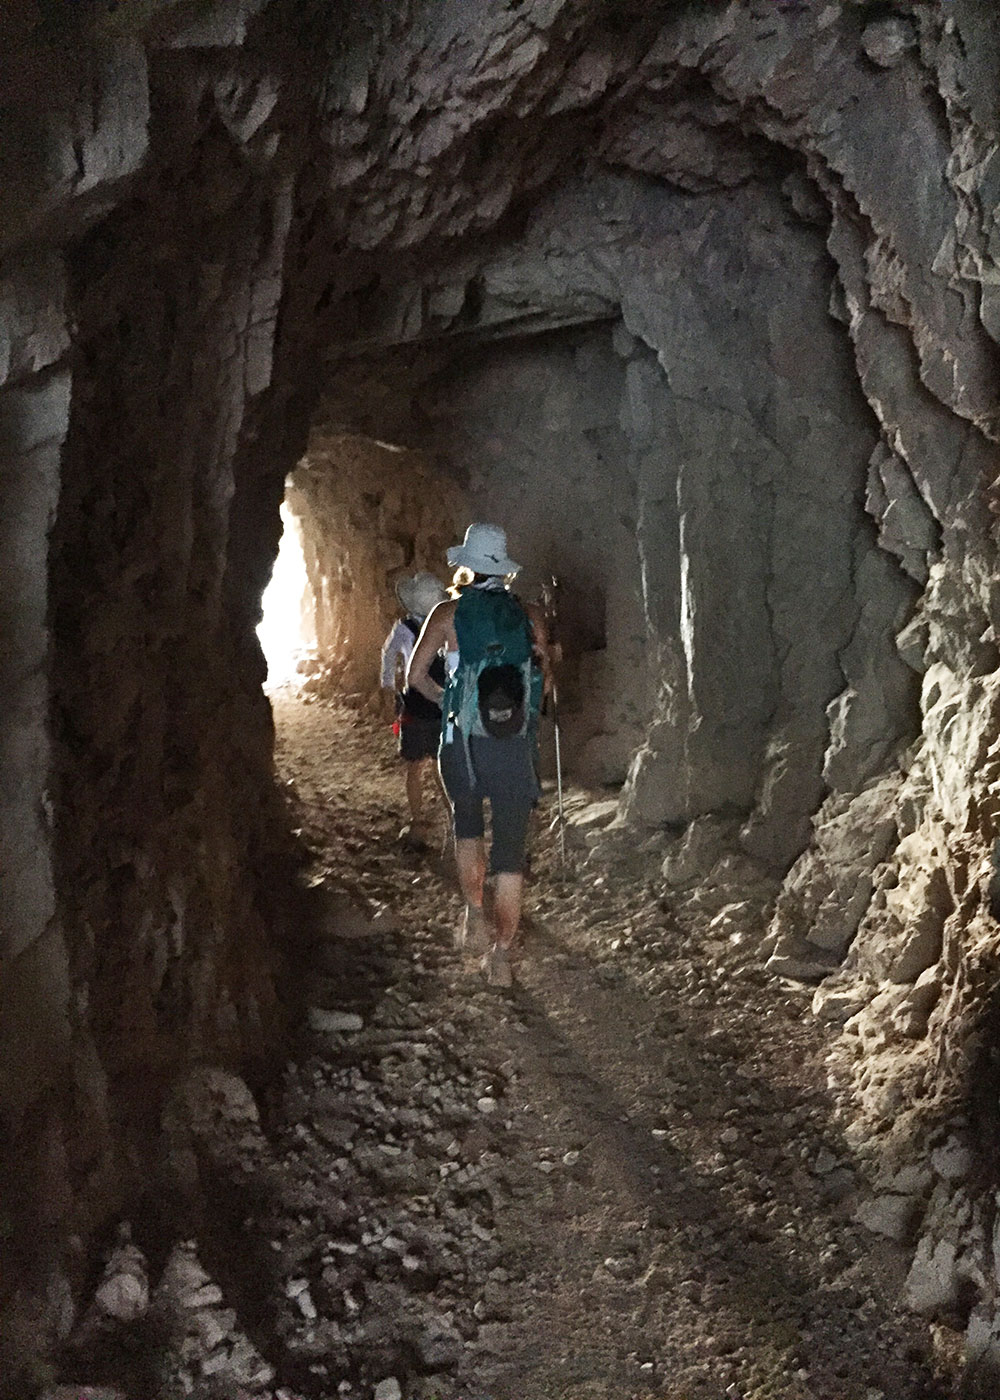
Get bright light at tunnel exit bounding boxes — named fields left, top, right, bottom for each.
left=257, top=502, right=314, bottom=689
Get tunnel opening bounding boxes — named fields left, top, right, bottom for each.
left=275, top=430, right=466, bottom=705
left=277, top=323, right=653, bottom=795
left=257, top=499, right=315, bottom=691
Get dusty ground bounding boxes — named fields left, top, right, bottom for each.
left=60, top=695, right=962, bottom=1400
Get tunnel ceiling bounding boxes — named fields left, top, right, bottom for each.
left=6, top=0, right=1000, bottom=1388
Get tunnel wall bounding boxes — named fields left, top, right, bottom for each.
left=0, top=9, right=325, bottom=1382
left=4, top=0, right=1000, bottom=1385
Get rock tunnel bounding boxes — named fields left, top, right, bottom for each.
left=5, top=0, right=1000, bottom=1395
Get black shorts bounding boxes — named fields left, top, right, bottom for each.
left=399, top=716, right=440, bottom=762
left=439, top=735, right=539, bottom=874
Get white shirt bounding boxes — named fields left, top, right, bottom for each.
left=381, top=618, right=418, bottom=689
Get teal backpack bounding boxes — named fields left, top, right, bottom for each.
left=443, top=587, right=543, bottom=779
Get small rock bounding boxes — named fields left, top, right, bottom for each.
left=309, top=1008, right=364, bottom=1033
left=931, top=1136, right=973, bottom=1183
left=818, top=1167, right=856, bottom=1203
left=417, top=1319, right=464, bottom=1369
left=813, top=1148, right=838, bottom=1176
left=228, top=1336, right=275, bottom=1386
left=475, top=1321, right=509, bottom=1353
left=201, top=1349, right=232, bottom=1377
left=95, top=1270, right=148, bottom=1323
left=766, top=948, right=837, bottom=983
left=94, top=1242, right=149, bottom=1322
left=880, top=1162, right=931, bottom=1196
left=906, top=1234, right=962, bottom=1315
left=862, top=15, right=916, bottom=68
left=720, top=1128, right=739, bottom=1147
left=194, top=1305, right=236, bottom=1348
left=855, top=1194, right=920, bottom=1244
left=158, top=1243, right=215, bottom=1308
left=562, top=1150, right=580, bottom=1167
left=812, top=980, right=870, bottom=1024
left=374, top=1381, right=402, bottom=1400
left=477, top=1097, right=497, bottom=1114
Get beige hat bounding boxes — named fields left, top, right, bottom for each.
left=395, top=571, right=447, bottom=618
left=446, top=522, right=521, bottom=576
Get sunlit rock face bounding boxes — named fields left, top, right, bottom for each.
left=4, top=0, right=1000, bottom=1385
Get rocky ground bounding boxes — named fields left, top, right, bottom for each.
left=53, top=696, right=963, bottom=1400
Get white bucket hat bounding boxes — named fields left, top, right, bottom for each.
left=395, top=571, right=447, bottom=618
left=446, top=523, right=521, bottom=577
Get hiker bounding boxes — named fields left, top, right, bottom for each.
left=407, top=524, right=551, bottom=987
left=380, top=571, right=448, bottom=847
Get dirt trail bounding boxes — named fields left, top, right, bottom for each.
left=62, top=695, right=961, bottom=1400
left=256, top=696, right=959, bottom=1400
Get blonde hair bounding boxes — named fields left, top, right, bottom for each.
left=448, top=566, right=475, bottom=598
left=449, top=565, right=520, bottom=599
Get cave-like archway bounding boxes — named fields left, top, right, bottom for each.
left=5, top=1, right=1000, bottom=1391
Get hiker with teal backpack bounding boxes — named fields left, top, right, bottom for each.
left=407, top=524, right=551, bottom=987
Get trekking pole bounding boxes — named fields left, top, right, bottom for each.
left=542, top=576, right=568, bottom=872
left=551, top=677, right=567, bottom=871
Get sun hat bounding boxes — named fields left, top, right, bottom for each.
left=446, top=523, right=521, bottom=577
left=395, top=571, right=447, bottom=618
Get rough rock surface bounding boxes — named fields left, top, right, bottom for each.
left=5, top=0, right=1000, bottom=1390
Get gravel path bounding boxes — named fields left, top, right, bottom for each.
left=59, top=695, right=962, bottom=1400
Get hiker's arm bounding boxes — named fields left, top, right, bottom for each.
left=527, top=604, right=553, bottom=697
left=407, top=605, right=449, bottom=705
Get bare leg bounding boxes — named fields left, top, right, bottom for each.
left=455, top=837, right=486, bottom=910
left=434, top=763, right=450, bottom=814
left=405, top=760, right=425, bottom=824
left=492, top=872, right=524, bottom=950
left=454, top=837, right=490, bottom=953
